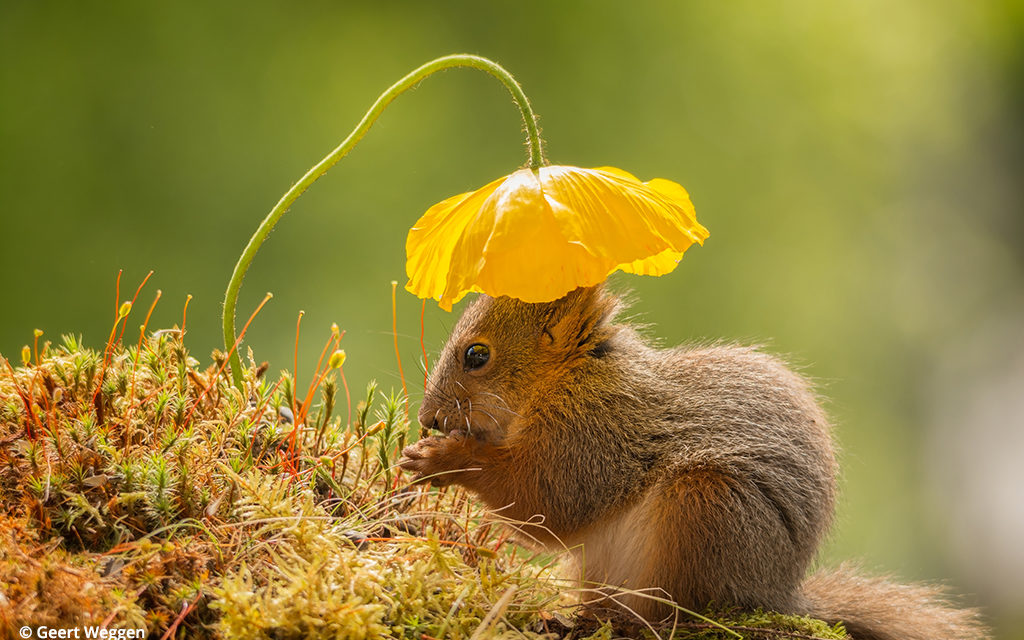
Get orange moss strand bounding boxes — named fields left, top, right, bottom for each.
left=124, top=289, right=162, bottom=455
left=392, top=281, right=408, bottom=420
left=340, top=365, right=351, bottom=428
left=117, top=270, right=152, bottom=344
left=180, top=294, right=193, bottom=335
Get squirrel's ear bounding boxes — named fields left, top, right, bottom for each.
left=540, top=286, right=618, bottom=356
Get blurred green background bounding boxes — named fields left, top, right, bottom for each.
left=2, top=1, right=1022, bottom=636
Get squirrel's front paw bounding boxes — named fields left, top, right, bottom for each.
left=399, top=435, right=470, bottom=486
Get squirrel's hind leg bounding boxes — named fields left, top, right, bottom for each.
left=586, top=463, right=809, bottom=622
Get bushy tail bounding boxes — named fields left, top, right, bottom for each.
left=800, top=563, right=989, bottom=640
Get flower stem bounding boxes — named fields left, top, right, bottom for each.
left=222, top=54, right=544, bottom=390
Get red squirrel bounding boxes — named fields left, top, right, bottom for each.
left=399, top=286, right=987, bottom=639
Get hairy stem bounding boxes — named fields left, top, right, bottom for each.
left=222, top=54, right=545, bottom=390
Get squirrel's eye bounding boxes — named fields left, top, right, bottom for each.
left=463, top=343, right=490, bottom=371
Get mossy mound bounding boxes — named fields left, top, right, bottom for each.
left=0, top=328, right=847, bottom=639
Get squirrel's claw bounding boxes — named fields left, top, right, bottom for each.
left=399, top=435, right=464, bottom=486
left=397, top=434, right=450, bottom=483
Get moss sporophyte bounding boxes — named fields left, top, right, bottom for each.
left=221, top=54, right=708, bottom=389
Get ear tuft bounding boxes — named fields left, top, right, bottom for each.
left=540, top=285, right=620, bottom=357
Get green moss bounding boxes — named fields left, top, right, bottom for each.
left=664, top=609, right=848, bottom=639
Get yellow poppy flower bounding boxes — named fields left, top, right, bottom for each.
left=405, top=165, right=709, bottom=310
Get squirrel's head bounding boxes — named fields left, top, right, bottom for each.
left=418, top=285, right=621, bottom=444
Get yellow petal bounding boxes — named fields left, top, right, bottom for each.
left=405, top=165, right=709, bottom=310
left=645, top=178, right=709, bottom=243
left=618, top=248, right=684, bottom=276
left=540, top=167, right=707, bottom=266
left=441, top=169, right=609, bottom=307
left=592, top=165, right=642, bottom=182
left=405, top=176, right=505, bottom=306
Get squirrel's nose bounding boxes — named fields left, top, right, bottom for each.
left=417, top=403, right=438, bottom=430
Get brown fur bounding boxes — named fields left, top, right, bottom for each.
left=399, top=286, right=988, bottom=638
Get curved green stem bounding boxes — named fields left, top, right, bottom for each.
left=222, top=54, right=545, bottom=390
